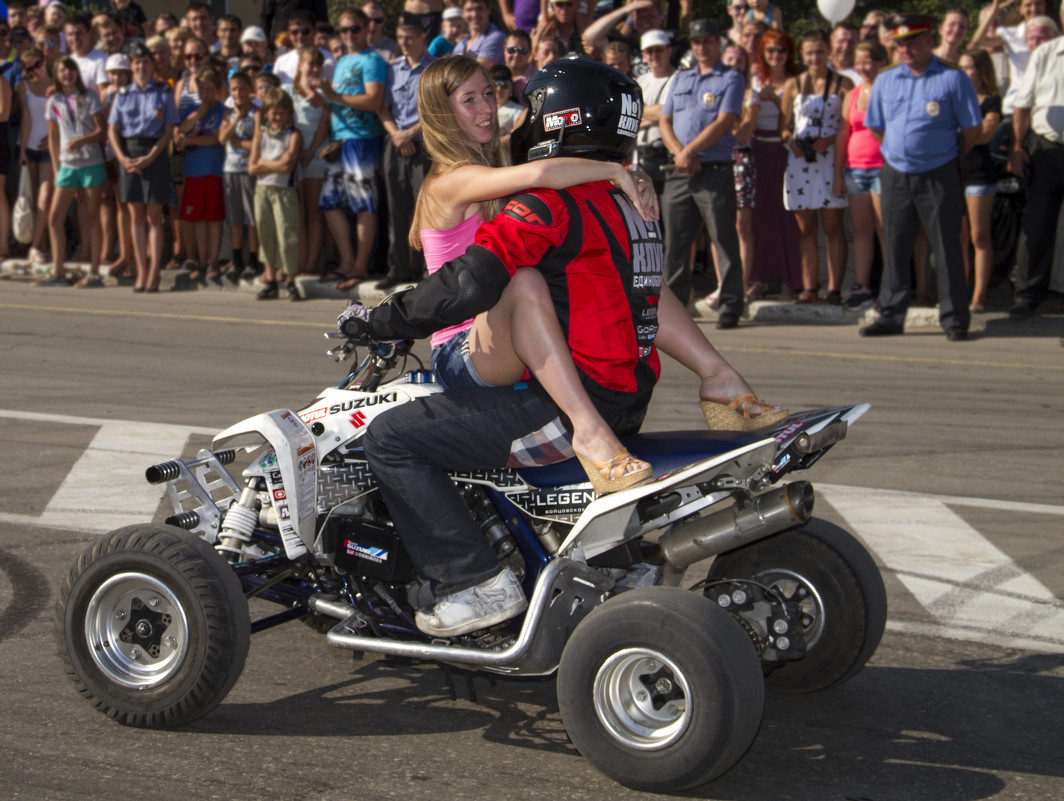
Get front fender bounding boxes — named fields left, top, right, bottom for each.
left=214, top=410, right=317, bottom=557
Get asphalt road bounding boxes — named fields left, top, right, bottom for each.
left=1, top=281, right=1062, bottom=801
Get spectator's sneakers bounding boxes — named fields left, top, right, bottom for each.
left=415, top=568, right=527, bottom=638
left=845, top=284, right=874, bottom=311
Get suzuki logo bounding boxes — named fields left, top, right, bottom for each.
left=350, top=411, right=367, bottom=428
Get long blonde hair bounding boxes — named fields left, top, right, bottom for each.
left=409, top=56, right=510, bottom=250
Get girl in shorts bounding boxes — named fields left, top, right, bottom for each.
left=42, top=56, right=107, bottom=287
left=958, top=49, right=1001, bottom=313
left=18, top=47, right=54, bottom=265
left=410, top=56, right=656, bottom=492
left=284, top=46, right=330, bottom=276
left=249, top=89, right=301, bottom=300
left=833, top=40, right=888, bottom=311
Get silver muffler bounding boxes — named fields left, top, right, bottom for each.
left=659, top=481, right=813, bottom=571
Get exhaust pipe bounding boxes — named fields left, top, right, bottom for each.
left=659, top=481, right=813, bottom=572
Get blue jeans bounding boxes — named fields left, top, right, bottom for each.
left=363, top=383, right=566, bottom=596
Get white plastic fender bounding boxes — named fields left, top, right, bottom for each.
left=213, top=409, right=317, bottom=559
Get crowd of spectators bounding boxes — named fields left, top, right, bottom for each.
left=0, top=0, right=1060, bottom=326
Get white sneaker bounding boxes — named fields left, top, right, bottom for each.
left=415, top=568, right=527, bottom=638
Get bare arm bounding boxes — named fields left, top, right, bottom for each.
left=321, top=80, right=385, bottom=113
left=1009, top=106, right=1030, bottom=176
left=582, top=0, right=653, bottom=53
left=968, top=1, right=1009, bottom=51
left=959, top=124, right=981, bottom=155
left=47, top=119, right=60, bottom=174
left=0, top=76, right=11, bottom=124
left=429, top=158, right=656, bottom=222
left=977, top=110, right=1001, bottom=145
left=67, top=110, right=107, bottom=153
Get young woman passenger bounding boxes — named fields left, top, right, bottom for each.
left=779, top=29, right=852, bottom=304
left=958, top=48, right=1001, bottom=312
left=833, top=39, right=888, bottom=310
left=42, top=57, right=107, bottom=287
left=412, top=56, right=657, bottom=492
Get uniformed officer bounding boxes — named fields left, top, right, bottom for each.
left=107, top=43, right=180, bottom=292
left=659, top=18, right=745, bottom=327
left=860, top=13, right=982, bottom=341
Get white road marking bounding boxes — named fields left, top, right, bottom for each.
left=819, top=484, right=1064, bottom=655
left=2, top=411, right=1062, bottom=653
left=0, top=410, right=213, bottom=534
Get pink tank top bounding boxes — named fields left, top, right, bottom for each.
left=421, top=212, right=483, bottom=348
left=846, top=83, right=884, bottom=170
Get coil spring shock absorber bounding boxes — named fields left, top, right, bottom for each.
left=217, top=482, right=261, bottom=562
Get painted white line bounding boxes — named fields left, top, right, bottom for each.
left=0, top=410, right=212, bottom=535
left=820, top=484, right=1064, bottom=654
left=818, top=483, right=1064, bottom=517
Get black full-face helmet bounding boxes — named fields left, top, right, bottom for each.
left=511, top=53, right=643, bottom=164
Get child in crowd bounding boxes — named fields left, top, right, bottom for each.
left=254, top=70, right=281, bottom=104
left=249, top=88, right=301, bottom=300
left=101, top=53, right=134, bottom=279
left=428, top=7, right=466, bottom=57
left=219, top=70, right=259, bottom=284
left=40, top=56, right=107, bottom=286
left=490, top=64, right=524, bottom=146
left=175, top=63, right=226, bottom=283
left=285, top=46, right=330, bottom=276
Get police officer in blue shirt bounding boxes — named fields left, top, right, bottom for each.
left=860, top=14, right=982, bottom=341
left=379, top=18, right=433, bottom=289
left=659, top=18, right=745, bottom=327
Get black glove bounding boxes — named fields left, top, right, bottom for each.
left=337, top=301, right=373, bottom=343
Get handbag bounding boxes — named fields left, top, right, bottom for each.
left=12, top=164, right=33, bottom=245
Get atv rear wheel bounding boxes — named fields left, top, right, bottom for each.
left=556, top=588, right=764, bottom=792
left=55, top=524, right=250, bottom=727
left=706, top=518, right=887, bottom=693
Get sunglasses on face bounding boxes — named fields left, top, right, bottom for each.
left=494, top=80, right=511, bottom=87
left=732, top=4, right=750, bottom=11
left=367, top=17, right=385, bottom=25
left=552, top=1, right=573, bottom=6
left=289, top=26, right=311, bottom=36
left=506, top=45, right=527, bottom=54
left=766, top=46, right=787, bottom=54
left=185, top=52, right=206, bottom=60
left=340, top=25, right=362, bottom=35
left=38, top=39, right=58, bottom=48
left=24, top=61, right=44, bottom=71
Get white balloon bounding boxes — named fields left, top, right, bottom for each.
left=817, top=0, right=856, bottom=24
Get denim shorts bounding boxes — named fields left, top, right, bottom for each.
left=964, top=183, right=996, bottom=197
left=430, top=327, right=491, bottom=390
left=844, top=166, right=881, bottom=195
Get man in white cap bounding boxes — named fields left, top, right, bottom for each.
left=635, top=29, right=675, bottom=197
left=239, top=25, right=271, bottom=66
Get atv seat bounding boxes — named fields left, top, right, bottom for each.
left=515, top=430, right=770, bottom=489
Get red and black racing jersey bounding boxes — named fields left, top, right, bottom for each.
left=369, top=179, right=664, bottom=426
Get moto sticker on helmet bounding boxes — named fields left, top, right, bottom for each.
left=617, top=92, right=641, bottom=138
left=543, top=107, right=582, bottom=132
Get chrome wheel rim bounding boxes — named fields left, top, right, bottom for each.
left=593, top=647, right=691, bottom=750
left=85, top=572, right=190, bottom=689
left=754, top=568, right=826, bottom=647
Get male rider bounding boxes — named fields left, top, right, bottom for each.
left=343, top=56, right=773, bottom=639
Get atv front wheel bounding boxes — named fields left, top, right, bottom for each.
left=556, top=587, right=764, bottom=792
left=55, top=524, right=250, bottom=727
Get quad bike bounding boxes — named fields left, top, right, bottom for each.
left=56, top=335, right=886, bottom=792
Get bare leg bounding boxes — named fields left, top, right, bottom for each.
left=0, top=175, right=10, bottom=257
left=466, top=268, right=648, bottom=473
left=793, top=209, right=820, bottom=291
left=129, top=203, right=148, bottom=289
left=32, top=162, right=53, bottom=253
left=652, top=285, right=772, bottom=411
left=353, top=210, right=375, bottom=277
left=146, top=204, right=164, bottom=289
left=48, top=186, right=77, bottom=279
left=737, top=206, right=757, bottom=294
left=848, top=192, right=876, bottom=288
left=967, top=193, right=994, bottom=308
left=821, top=208, right=847, bottom=293
left=84, top=186, right=103, bottom=275
left=324, top=209, right=357, bottom=276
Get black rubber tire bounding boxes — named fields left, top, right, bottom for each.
left=55, top=524, right=250, bottom=728
left=706, top=518, right=887, bottom=693
left=556, top=588, right=765, bottom=792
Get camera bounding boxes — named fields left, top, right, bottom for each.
left=796, top=137, right=818, bottom=163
